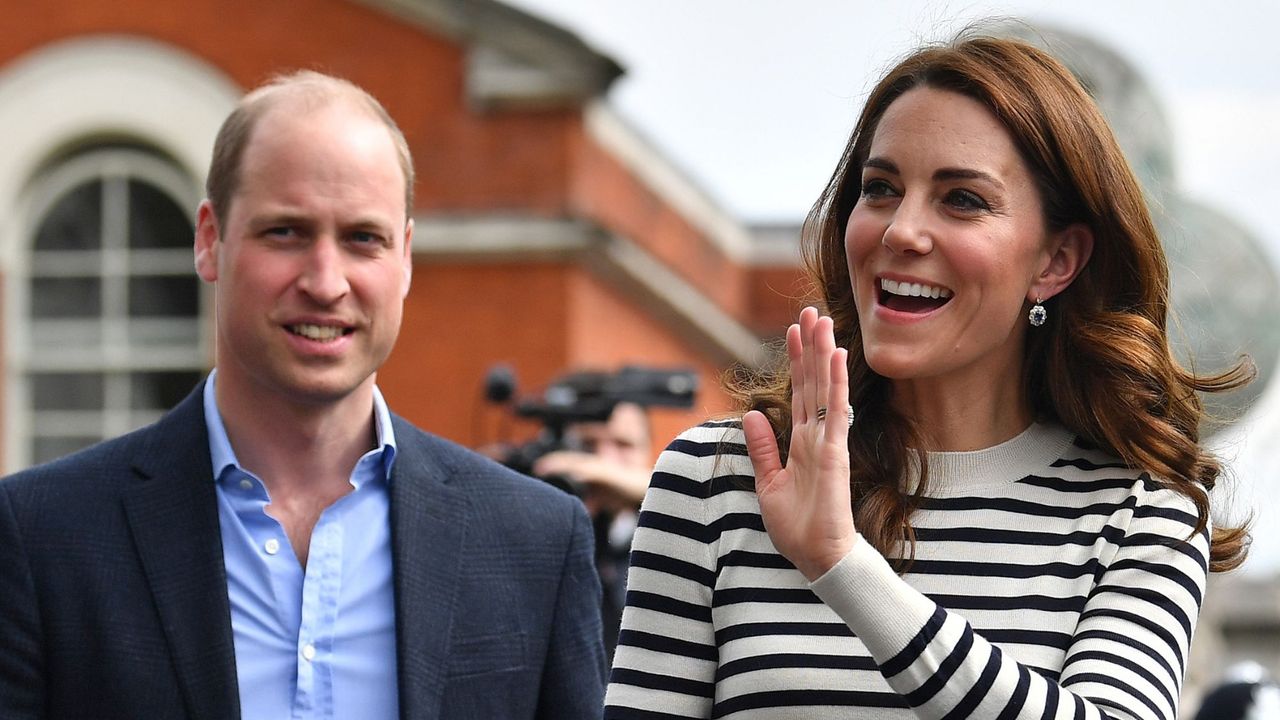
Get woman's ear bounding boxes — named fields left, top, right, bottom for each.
left=1030, top=223, right=1094, bottom=302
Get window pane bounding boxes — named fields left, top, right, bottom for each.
left=130, top=371, right=202, bottom=410
left=31, top=277, right=101, bottom=318
left=32, top=373, right=104, bottom=410
left=128, top=180, right=193, bottom=249
left=33, top=436, right=100, bottom=465
left=34, top=182, right=102, bottom=251
left=129, top=276, right=199, bottom=317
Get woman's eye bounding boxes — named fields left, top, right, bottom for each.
left=945, top=189, right=989, bottom=211
left=860, top=178, right=897, bottom=199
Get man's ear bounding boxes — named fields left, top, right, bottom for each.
left=400, top=217, right=414, bottom=298
left=194, top=200, right=220, bottom=283
left=1030, top=223, right=1094, bottom=302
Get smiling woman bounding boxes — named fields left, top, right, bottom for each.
left=604, top=31, right=1251, bottom=720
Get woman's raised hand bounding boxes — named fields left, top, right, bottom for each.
left=742, top=307, right=856, bottom=581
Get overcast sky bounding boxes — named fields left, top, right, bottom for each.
left=504, top=0, right=1280, bottom=574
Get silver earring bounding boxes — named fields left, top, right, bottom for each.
left=1028, top=297, right=1047, bottom=327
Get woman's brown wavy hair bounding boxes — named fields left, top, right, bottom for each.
left=734, top=33, right=1251, bottom=572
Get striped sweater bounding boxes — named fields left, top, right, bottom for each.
left=604, top=420, right=1209, bottom=719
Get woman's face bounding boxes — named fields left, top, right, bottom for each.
left=845, top=86, right=1054, bottom=389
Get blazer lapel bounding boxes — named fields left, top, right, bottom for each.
left=123, top=385, right=240, bottom=720
left=389, top=418, right=470, bottom=720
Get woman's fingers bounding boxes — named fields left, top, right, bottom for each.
left=743, top=410, right=783, bottom=491
left=825, top=348, right=850, bottom=441
left=814, top=314, right=835, bottom=426
left=785, top=322, right=805, bottom=424
left=799, top=308, right=819, bottom=421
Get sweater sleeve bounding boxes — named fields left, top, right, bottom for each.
left=810, top=486, right=1209, bottom=720
left=604, top=425, right=725, bottom=719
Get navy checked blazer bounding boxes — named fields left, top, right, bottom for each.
left=0, top=380, right=606, bottom=719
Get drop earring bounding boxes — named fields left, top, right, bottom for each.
left=1028, top=297, right=1047, bottom=327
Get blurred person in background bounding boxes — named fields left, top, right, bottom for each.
left=536, top=401, right=653, bottom=659
left=605, top=31, right=1251, bottom=720
left=1195, top=662, right=1280, bottom=720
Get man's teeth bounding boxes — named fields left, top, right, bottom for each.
left=881, top=279, right=952, bottom=299
left=290, top=324, right=346, bottom=341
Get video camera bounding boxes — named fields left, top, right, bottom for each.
left=484, top=364, right=698, bottom=493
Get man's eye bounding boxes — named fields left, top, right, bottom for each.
left=945, top=189, right=989, bottom=211
left=265, top=226, right=295, bottom=237
left=351, top=232, right=383, bottom=245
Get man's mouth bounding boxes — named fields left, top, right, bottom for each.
left=878, top=278, right=953, bottom=313
left=287, top=323, right=353, bottom=342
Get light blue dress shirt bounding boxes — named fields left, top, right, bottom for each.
left=204, top=371, right=399, bottom=720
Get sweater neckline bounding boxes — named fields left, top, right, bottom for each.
left=909, top=422, right=1076, bottom=496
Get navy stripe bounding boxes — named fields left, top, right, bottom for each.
left=1019, top=474, right=1142, bottom=493
left=714, top=621, right=853, bottom=645
left=665, top=437, right=746, bottom=458
left=1131, top=503, right=1199, bottom=528
left=712, top=587, right=822, bottom=607
left=942, top=646, right=1002, bottom=719
left=1106, top=558, right=1203, bottom=605
left=638, top=509, right=712, bottom=543
left=605, top=706, right=708, bottom=720
left=1071, top=627, right=1176, bottom=682
left=1065, top=673, right=1166, bottom=719
left=882, top=606, right=947, bottom=677
left=919, top=495, right=1138, bottom=519
left=1124, top=531, right=1207, bottom=565
left=629, top=550, right=716, bottom=588
left=1067, top=649, right=1174, bottom=708
left=1039, top=680, right=1060, bottom=720
left=1087, top=584, right=1194, bottom=637
left=982, top=628, right=1073, bottom=651
left=1050, top=457, right=1132, bottom=471
left=614, top=629, right=718, bottom=662
left=712, top=689, right=908, bottom=716
left=903, top=623, right=974, bottom=707
left=717, top=549, right=796, bottom=571
left=627, top=590, right=713, bottom=623
left=716, top=652, right=878, bottom=681
left=930, top=592, right=1087, bottom=613
left=708, top=512, right=767, bottom=535
left=914, top=524, right=1126, bottom=547
left=908, top=558, right=1100, bottom=580
left=610, top=667, right=714, bottom=698
left=996, top=661, right=1033, bottom=720
left=648, top=470, right=708, bottom=498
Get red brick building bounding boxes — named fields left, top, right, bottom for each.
left=0, top=0, right=807, bottom=468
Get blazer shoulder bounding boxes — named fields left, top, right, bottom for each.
left=1, top=382, right=208, bottom=510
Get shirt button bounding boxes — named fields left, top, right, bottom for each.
left=264, top=538, right=280, bottom=555
left=238, top=478, right=253, bottom=491
left=302, top=643, right=316, bottom=661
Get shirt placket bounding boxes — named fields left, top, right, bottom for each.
left=292, top=506, right=345, bottom=719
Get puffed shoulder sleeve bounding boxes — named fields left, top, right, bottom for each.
left=605, top=422, right=741, bottom=719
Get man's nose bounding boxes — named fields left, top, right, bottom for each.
left=880, top=197, right=934, bottom=256
left=296, top=237, right=350, bottom=303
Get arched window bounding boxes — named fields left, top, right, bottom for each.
left=17, top=147, right=207, bottom=467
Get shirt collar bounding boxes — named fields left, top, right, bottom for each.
left=203, top=369, right=398, bottom=484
